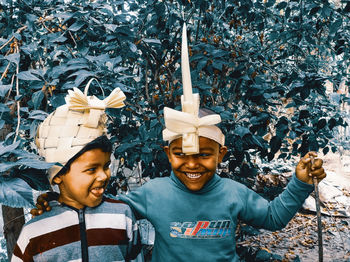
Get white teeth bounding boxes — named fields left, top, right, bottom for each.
left=186, top=173, right=201, bottom=179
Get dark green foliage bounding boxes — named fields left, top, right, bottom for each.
left=0, top=0, right=349, bottom=203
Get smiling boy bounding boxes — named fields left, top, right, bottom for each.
left=53, top=143, right=111, bottom=209
left=116, top=123, right=324, bottom=262
left=164, top=136, right=227, bottom=192
left=113, top=24, right=326, bottom=261
left=12, top=85, right=142, bottom=262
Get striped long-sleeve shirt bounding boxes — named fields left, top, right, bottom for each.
left=12, top=198, right=142, bottom=262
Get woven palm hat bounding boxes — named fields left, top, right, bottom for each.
left=36, top=78, right=126, bottom=184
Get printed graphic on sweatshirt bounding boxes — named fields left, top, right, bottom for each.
left=170, top=220, right=232, bottom=239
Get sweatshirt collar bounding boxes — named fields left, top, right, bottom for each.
left=170, top=171, right=221, bottom=194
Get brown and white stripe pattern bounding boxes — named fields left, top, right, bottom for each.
left=12, top=198, right=141, bottom=262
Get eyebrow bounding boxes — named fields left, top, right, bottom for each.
left=171, top=147, right=215, bottom=152
left=198, top=147, right=215, bottom=152
left=82, top=160, right=110, bottom=168
left=82, top=163, right=98, bottom=168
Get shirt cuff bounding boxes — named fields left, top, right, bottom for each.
left=288, top=174, right=314, bottom=198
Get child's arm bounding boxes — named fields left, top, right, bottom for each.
left=117, top=184, right=150, bottom=220
left=125, top=205, right=143, bottom=261
left=239, top=151, right=326, bottom=231
left=30, top=186, right=150, bottom=220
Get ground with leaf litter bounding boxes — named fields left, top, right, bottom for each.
left=236, top=212, right=350, bottom=261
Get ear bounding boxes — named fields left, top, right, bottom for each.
left=218, top=146, right=228, bottom=163
left=53, top=175, right=63, bottom=185
left=163, top=146, right=171, bottom=161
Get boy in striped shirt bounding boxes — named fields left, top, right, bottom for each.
left=12, top=84, right=142, bottom=262
left=12, top=136, right=142, bottom=262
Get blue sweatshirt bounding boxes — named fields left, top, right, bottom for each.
left=119, top=172, right=313, bottom=262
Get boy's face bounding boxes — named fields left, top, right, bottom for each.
left=164, top=137, right=227, bottom=191
left=53, top=148, right=111, bottom=209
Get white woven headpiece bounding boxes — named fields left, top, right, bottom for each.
left=36, top=78, right=126, bottom=183
left=162, top=23, right=225, bottom=154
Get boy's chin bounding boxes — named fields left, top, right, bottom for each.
left=185, top=184, right=206, bottom=191
left=85, top=197, right=104, bottom=208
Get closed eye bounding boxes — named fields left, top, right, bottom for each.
left=174, top=152, right=185, bottom=157
left=85, top=167, right=97, bottom=173
left=199, top=153, right=211, bottom=157
left=104, top=161, right=111, bottom=170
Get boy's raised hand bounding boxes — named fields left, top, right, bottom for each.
left=295, top=152, right=326, bottom=185
left=30, top=192, right=54, bottom=217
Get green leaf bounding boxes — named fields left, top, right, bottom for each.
left=5, top=53, right=20, bottom=65
left=323, top=146, right=329, bottom=155
left=270, top=136, right=282, bottom=154
left=68, top=21, right=85, bottom=32
left=129, top=42, right=137, bottom=53
left=316, top=118, right=327, bottom=130
left=0, top=141, right=20, bottom=156
left=234, top=126, right=251, bottom=138
left=265, top=0, right=276, bottom=8
left=329, top=19, right=342, bottom=35
left=0, top=178, right=35, bottom=208
left=17, top=71, right=41, bottom=81
left=143, top=38, right=161, bottom=44
left=104, top=24, right=118, bottom=32
left=0, top=84, right=12, bottom=97
left=212, top=60, right=224, bottom=71
left=68, top=70, right=95, bottom=87
left=328, top=118, right=337, bottom=130
left=115, top=142, right=138, bottom=153
left=50, top=35, right=67, bottom=43
left=285, top=7, right=291, bottom=18
left=309, top=6, right=320, bottom=16
left=32, top=91, right=44, bottom=110
left=276, top=1, right=287, bottom=10
left=28, top=110, right=49, bottom=120
left=197, top=58, right=208, bottom=70
left=211, top=49, right=229, bottom=58
left=15, top=158, right=53, bottom=169
left=0, top=104, right=10, bottom=113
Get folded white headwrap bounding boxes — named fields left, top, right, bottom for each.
left=162, top=106, right=225, bottom=151
left=162, top=23, right=225, bottom=154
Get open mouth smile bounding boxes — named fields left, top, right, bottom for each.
left=184, top=172, right=203, bottom=179
left=90, top=185, right=106, bottom=197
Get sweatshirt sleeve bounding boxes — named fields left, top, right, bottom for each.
left=239, top=175, right=314, bottom=231
left=125, top=204, right=143, bottom=261
left=118, top=185, right=148, bottom=220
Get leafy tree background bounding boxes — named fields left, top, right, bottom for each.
left=0, top=0, right=349, bottom=258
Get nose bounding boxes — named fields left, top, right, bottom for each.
left=96, top=168, right=110, bottom=182
left=185, top=155, right=199, bottom=169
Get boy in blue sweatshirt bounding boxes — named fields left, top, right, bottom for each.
left=117, top=23, right=326, bottom=261
left=33, top=25, right=326, bottom=261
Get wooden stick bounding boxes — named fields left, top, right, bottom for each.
left=311, top=156, right=323, bottom=262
